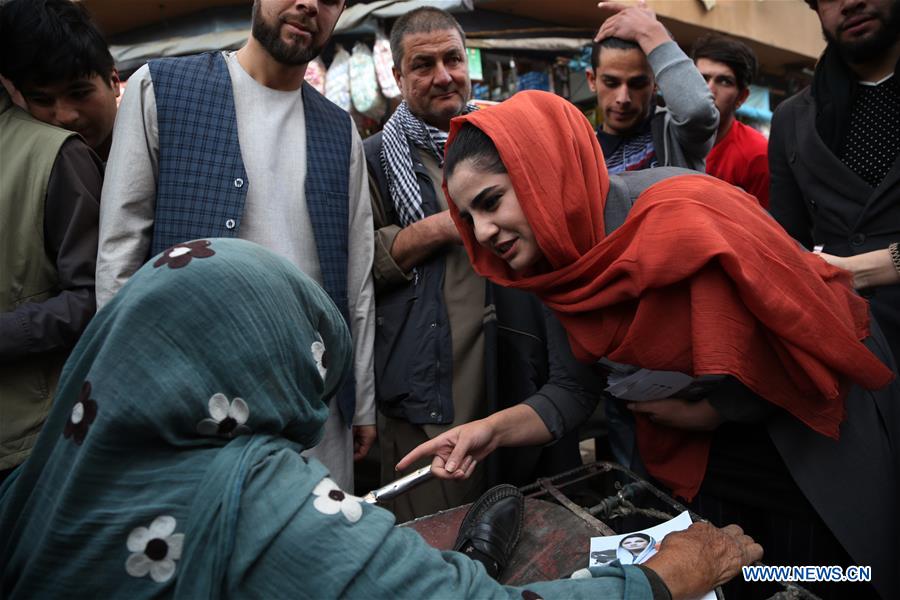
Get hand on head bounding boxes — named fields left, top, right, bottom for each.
left=644, top=522, right=763, bottom=600
left=595, top=1, right=670, bottom=54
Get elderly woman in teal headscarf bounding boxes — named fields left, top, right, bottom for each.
left=0, top=238, right=755, bottom=599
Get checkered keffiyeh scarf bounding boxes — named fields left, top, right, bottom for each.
left=380, top=101, right=476, bottom=228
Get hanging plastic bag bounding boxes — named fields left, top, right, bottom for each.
left=325, top=44, right=352, bottom=111
left=349, top=41, right=386, bottom=119
left=373, top=32, right=401, bottom=99
left=304, top=57, right=326, bottom=94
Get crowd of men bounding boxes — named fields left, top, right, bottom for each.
left=2, top=0, right=898, bottom=584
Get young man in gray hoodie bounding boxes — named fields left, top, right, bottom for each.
left=586, top=2, right=718, bottom=173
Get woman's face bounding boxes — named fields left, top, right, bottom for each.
left=447, top=159, right=544, bottom=272
left=621, top=536, right=649, bottom=553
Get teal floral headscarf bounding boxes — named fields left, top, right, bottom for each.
left=1, top=239, right=351, bottom=592
left=1, top=239, right=655, bottom=599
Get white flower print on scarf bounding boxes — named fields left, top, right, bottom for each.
left=125, top=515, right=184, bottom=583
left=197, top=393, right=250, bottom=438
left=312, top=478, right=363, bottom=523
left=310, top=337, right=327, bottom=381
left=571, top=568, right=592, bottom=579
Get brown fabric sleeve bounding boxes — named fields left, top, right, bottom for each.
left=368, top=172, right=413, bottom=292
left=0, top=138, right=102, bottom=360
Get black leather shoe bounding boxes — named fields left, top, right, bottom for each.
left=453, top=484, right=524, bottom=579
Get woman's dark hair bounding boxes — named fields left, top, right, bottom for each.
left=444, top=123, right=507, bottom=179
left=0, top=0, right=115, bottom=90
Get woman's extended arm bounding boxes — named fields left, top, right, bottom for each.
left=818, top=247, right=900, bottom=289
left=395, top=404, right=553, bottom=479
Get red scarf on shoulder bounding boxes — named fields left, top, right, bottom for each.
left=444, top=91, right=893, bottom=500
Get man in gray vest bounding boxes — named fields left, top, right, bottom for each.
left=97, top=0, right=376, bottom=492
left=365, top=7, right=602, bottom=522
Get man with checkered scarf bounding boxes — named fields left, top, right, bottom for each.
left=364, top=7, right=601, bottom=523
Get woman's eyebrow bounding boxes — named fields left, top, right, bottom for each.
left=470, top=185, right=501, bottom=209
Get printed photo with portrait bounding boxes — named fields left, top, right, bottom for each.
left=588, top=511, right=716, bottom=600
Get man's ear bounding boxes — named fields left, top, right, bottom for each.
left=110, top=69, right=122, bottom=97
left=735, top=86, right=750, bottom=110
left=586, top=68, right=597, bottom=92
left=392, top=65, right=402, bottom=89
left=0, top=74, right=26, bottom=109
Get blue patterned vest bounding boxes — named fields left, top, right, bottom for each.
left=148, top=52, right=356, bottom=425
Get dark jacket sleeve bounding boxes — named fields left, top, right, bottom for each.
left=523, top=308, right=605, bottom=440
left=706, top=376, right=775, bottom=424
left=0, top=138, right=102, bottom=360
left=636, top=565, right=673, bottom=600
left=768, top=101, right=814, bottom=249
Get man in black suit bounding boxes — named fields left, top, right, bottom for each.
left=769, top=0, right=900, bottom=359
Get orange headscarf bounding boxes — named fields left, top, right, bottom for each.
left=444, top=91, right=893, bottom=500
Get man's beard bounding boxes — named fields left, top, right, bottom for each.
left=824, top=0, right=900, bottom=64
left=251, top=2, right=324, bottom=66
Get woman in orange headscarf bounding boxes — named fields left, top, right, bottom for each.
left=399, top=91, right=898, bottom=600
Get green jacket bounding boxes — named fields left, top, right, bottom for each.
left=0, top=92, right=76, bottom=470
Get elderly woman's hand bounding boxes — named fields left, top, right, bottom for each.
left=644, top=522, right=763, bottom=600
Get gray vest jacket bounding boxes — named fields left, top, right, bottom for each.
left=147, top=52, right=357, bottom=424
